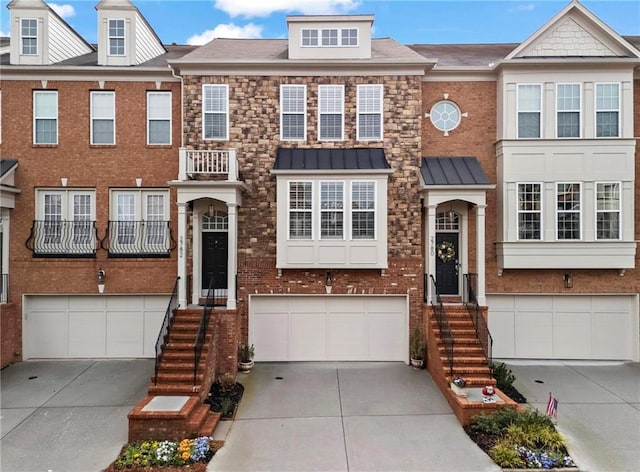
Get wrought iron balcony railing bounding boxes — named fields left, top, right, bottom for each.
left=101, top=220, right=176, bottom=257
left=26, top=220, right=98, bottom=257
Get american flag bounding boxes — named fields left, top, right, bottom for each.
left=546, top=392, right=558, bottom=418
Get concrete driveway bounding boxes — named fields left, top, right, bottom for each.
left=208, top=362, right=499, bottom=472
left=1, top=359, right=153, bottom=472
left=506, top=361, right=640, bottom=472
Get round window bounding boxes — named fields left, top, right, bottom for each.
left=429, top=100, right=461, bottom=133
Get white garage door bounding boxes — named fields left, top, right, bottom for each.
left=23, top=295, right=169, bottom=359
left=250, top=295, right=408, bottom=362
left=488, top=295, right=639, bottom=361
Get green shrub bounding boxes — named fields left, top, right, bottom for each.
left=492, top=362, right=516, bottom=390
left=471, top=407, right=521, bottom=435
left=220, top=397, right=234, bottom=417
left=489, top=440, right=525, bottom=468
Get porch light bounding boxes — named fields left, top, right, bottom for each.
left=208, top=203, right=215, bottom=217
left=563, top=273, right=573, bottom=289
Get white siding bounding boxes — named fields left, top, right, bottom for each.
left=47, top=12, right=92, bottom=64
left=134, top=11, right=165, bottom=65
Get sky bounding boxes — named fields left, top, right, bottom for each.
left=1, top=0, right=638, bottom=46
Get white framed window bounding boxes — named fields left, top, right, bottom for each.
left=341, top=28, right=358, bottom=46
left=351, top=181, right=375, bottom=239
left=357, top=84, right=383, bottom=140
left=90, top=91, right=115, bottom=145
left=596, top=182, right=620, bottom=240
left=556, top=183, right=581, bottom=240
left=33, top=90, right=58, bottom=144
left=556, top=83, right=581, bottom=138
left=108, top=19, right=125, bottom=56
left=21, top=18, right=37, bottom=55
left=280, top=84, right=306, bottom=141
left=147, top=91, right=171, bottom=145
left=301, top=29, right=318, bottom=46
left=110, top=189, right=170, bottom=254
left=517, top=84, right=542, bottom=138
left=318, top=85, right=344, bottom=141
left=320, top=181, right=344, bottom=240
left=35, top=189, right=96, bottom=254
left=517, top=183, right=542, bottom=240
left=595, top=83, right=620, bottom=137
left=288, top=181, right=313, bottom=240
left=321, top=29, right=338, bottom=46
left=203, top=84, right=228, bottom=140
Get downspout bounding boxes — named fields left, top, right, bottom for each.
left=169, top=64, right=184, bottom=147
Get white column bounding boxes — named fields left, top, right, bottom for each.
left=476, top=204, right=487, bottom=306
left=227, top=203, right=238, bottom=310
left=427, top=203, right=437, bottom=304
left=177, top=202, right=188, bottom=307
left=178, top=148, right=187, bottom=181
left=192, top=211, right=201, bottom=305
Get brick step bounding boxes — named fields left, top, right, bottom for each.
left=198, top=411, right=221, bottom=437
left=446, top=374, right=496, bottom=387
left=438, top=345, right=484, bottom=354
left=449, top=365, right=492, bottom=375
left=432, top=319, right=475, bottom=328
left=441, top=355, right=489, bottom=365
left=164, top=341, right=209, bottom=351
left=187, top=404, right=212, bottom=431
left=158, top=360, right=199, bottom=371
left=167, top=332, right=210, bottom=342
left=160, top=351, right=198, bottom=362
left=153, top=372, right=205, bottom=384
left=148, top=384, right=201, bottom=396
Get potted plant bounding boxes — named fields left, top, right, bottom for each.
left=409, top=328, right=425, bottom=369
left=237, top=343, right=255, bottom=373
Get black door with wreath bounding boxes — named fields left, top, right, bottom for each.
left=202, top=232, right=228, bottom=294
left=435, top=232, right=459, bottom=295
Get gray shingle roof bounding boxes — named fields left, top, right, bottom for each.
left=409, top=43, right=517, bottom=67
left=421, top=157, right=489, bottom=185
left=274, top=148, right=390, bottom=171
left=0, top=159, right=18, bottom=177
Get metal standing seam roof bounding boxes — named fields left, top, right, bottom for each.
left=274, top=148, right=390, bottom=171
left=421, top=157, right=490, bottom=185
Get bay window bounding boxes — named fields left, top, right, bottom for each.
left=596, top=182, right=620, bottom=240
left=556, top=183, right=581, bottom=240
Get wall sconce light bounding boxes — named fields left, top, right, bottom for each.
left=448, top=204, right=455, bottom=220
left=563, top=273, right=573, bottom=289
left=325, top=271, right=332, bottom=294
left=97, top=268, right=106, bottom=294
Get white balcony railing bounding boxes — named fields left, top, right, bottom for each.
left=179, top=148, right=238, bottom=182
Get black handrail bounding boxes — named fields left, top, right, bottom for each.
left=1, top=273, right=8, bottom=303
left=464, top=273, right=493, bottom=373
left=154, top=277, right=180, bottom=385
left=194, top=277, right=215, bottom=385
left=429, top=274, right=454, bottom=377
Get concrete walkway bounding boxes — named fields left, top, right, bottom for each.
left=505, top=361, right=640, bottom=472
left=208, top=362, right=499, bottom=472
left=0, top=359, right=153, bottom=472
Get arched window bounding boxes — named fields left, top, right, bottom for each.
left=436, top=211, right=459, bottom=231
left=203, top=210, right=228, bottom=231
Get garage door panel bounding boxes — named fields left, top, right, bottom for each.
left=489, top=310, right=515, bottom=358
left=290, top=313, right=326, bottom=360
left=30, top=296, right=68, bottom=311
left=592, top=296, right=629, bottom=311
left=328, top=312, right=366, bottom=360
left=290, top=297, right=325, bottom=313
left=68, top=311, right=106, bottom=357
left=143, top=311, right=165, bottom=357
left=69, top=296, right=106, bottom=311
left=515, top=312, right=553, bottom=358
left=515, top=296, right=552, bottom=311
left=252, top=312, right=288, bottom=361
left=327, top=297, right=365, bottom=312
left=27, top=312, right=68, bottom=358
left=107, top=296, right=143, bottom=311
left=592, top=312, right=631, bottom=359
left=553, top=312, right=591, bottom=359
left=367, top=297, right=404, bottom=313
left=367, top=312, right=405, bottom=361
left=553, top=296, right=590, bottom=312
left=107, top=312, right=144, bottom=357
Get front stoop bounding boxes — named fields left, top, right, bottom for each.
left=128, top=395, right=221, bottom=441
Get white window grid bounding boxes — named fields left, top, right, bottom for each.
left=111, top=189, right=169, bottom=248
left=318, top=85, right=344, bottom=141
left=288, top=181, right=313, bottom=240
left=517, top=84, right=542, bottom=139
left=301, top=29, right=318, bottom=46
left=595, top=83, right=620, bottom=138
left=320, top=181, right=344, bottom=240
left=38, top=190, right=95, bottom=246
left=90, top=91, right=116, bottom=145
left=357, top=84, right=383, bottom=141
left=517, top=183, right=542, bottom=240
left=203, top=210, right=228, bottom=231
left=280, top=84, right=306, bottom=141
left=147, top=91, right=172, bottom=145
left=21, top=18, right=37, bottom=55
left=321, top=29, right=338, bottom=46
left=436, top=211, right=460, bottom=231
left=341, top=28, right=358, bottom=46
left=351, top=181, right=375, bottom=239
left=202, top=84, right=229, bottom=140
left=595, top=182, right=621, bottom=240
left=556, top=182, right=581, bottom=240
left=108, top=19, right=125, bottom=56
left=556, top=83, right=581, bottom=138
left=33, top=90, right=58, bottom=145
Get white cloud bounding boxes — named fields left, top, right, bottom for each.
left=214, top=0, right=361, bottom=18
left=0, top=30, right=9, bottom=38
left=509, top=3, right=536, bottom=13
left=49, top=3, right=76, bottom=19
left=187, top=23, right=263, bottom=45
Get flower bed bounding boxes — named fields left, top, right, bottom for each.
left=106, top=437, right=223, bottom=471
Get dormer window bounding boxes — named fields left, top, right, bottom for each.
left=301, top=29, right=318, bottom=46
left=21, top=19, right=37, bottom=55
left=321, top=29, right=338, bottom=46
left=341, top=28, right=358, bottom=46
left=108, top=19, right=125, bottom=56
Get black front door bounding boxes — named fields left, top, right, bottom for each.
left=202, top=232, right=228, bottom=293
left=435, top=232, right=459, bottom=295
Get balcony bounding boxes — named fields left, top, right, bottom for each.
left=179, top=148, right=238, bottom=181
left=26, top=220, right=98, bottom=257
left=102, top=221, right=176, bottom=258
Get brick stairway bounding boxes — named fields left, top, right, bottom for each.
left=128, top=308, right=221, bottom=441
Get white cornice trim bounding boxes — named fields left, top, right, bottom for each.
left=0, top=66, right=179, bottom=82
